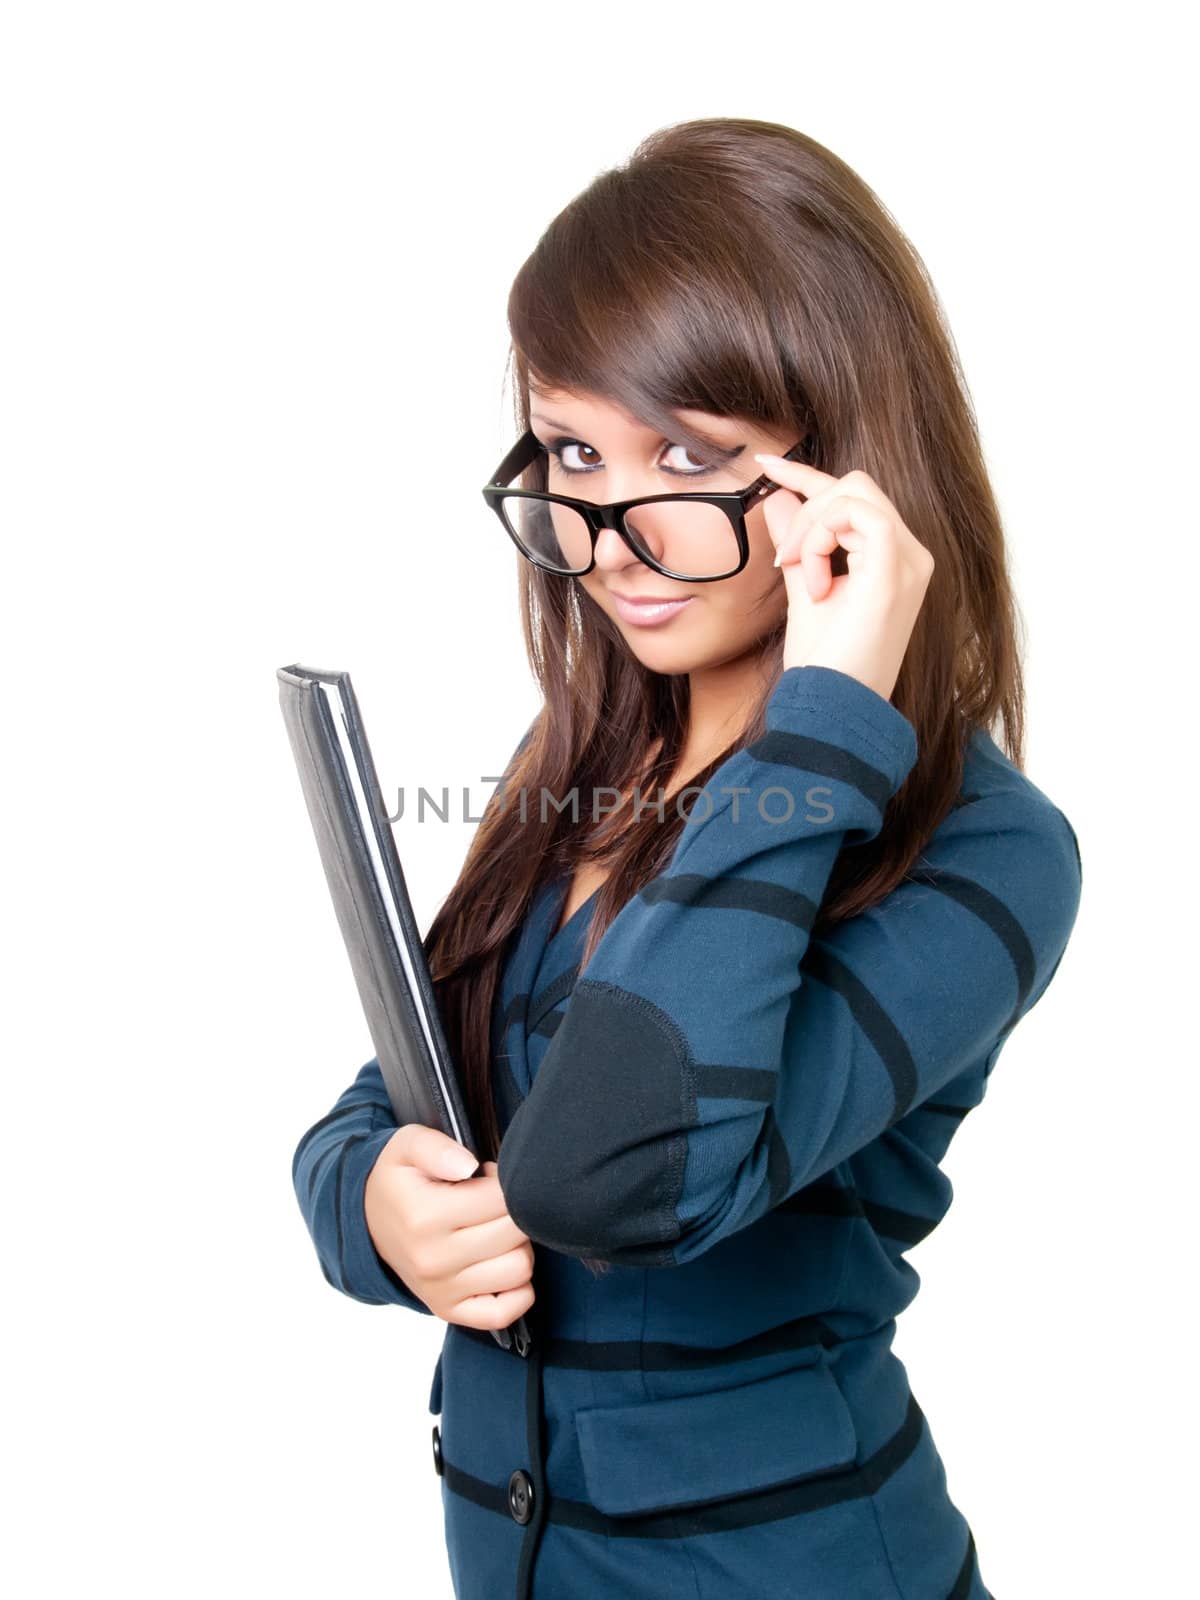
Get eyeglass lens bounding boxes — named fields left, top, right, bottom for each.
left=497, top=464, right=743, bottom=579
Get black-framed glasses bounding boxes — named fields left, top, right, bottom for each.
left=481, top=429, right=814, bottom=582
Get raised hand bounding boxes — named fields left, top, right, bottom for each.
left=755, top=453, right=935, bottom=704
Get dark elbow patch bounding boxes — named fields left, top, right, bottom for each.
left=502, top=979, right=694, bottom=1264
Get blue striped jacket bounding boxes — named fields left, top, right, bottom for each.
left=292, top=663, right=1082, bottom=1599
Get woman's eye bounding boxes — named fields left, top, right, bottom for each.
left=661, top=443, right=714, bottom=476
left=552, top=440, right=601, bottom=473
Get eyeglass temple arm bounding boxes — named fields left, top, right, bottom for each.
left=488, top=429, right=542, bottom=489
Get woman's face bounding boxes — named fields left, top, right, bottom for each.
left=527, top=385, right=799, bottom=677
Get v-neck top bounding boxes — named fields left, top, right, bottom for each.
left=489, top=874, right=601, bottom=1113
left=538, top=875, right=600, bottom=978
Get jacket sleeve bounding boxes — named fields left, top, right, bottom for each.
left=291, top=1057, right=434, bottom=1313
left=496, top=663, right=1082, bottom=1268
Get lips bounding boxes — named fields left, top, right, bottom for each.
left=609, top=590, right=695, bottom=627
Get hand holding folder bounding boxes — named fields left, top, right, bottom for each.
left=277, top=663, right=533, bottom=1357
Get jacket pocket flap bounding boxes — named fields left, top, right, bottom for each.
left=575, top=1360, right=857, bottom=1518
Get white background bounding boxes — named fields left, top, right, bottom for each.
left=3, top=3, right=1194, bottom=1596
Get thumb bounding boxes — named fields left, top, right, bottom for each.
left=397, top=1124, right=481, bottom=1181
left=444, top=1146, right=482, bottom=1180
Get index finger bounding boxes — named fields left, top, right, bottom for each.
left=753, top=453, right=834, bottom=492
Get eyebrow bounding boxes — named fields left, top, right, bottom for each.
left=529, top=414, right=744, bottom=461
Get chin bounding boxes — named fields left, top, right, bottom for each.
left=612, top=629, right=694, bottom=669
left=620, top=631, right=732, bottom=676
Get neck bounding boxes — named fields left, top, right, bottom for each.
left=683, top=649, right=776, bottom=764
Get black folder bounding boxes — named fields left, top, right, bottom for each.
left=277, top=662, right=532, bottom=1356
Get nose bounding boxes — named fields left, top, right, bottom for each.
left=589, top=521, right=652, bottom=575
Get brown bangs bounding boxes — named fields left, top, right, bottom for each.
left=504, top=168, right=801, bottom=452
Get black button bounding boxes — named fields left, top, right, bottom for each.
left=508, top=1467, right=534, bottom=1524
left=431, top=1424, right=443, bottom=1477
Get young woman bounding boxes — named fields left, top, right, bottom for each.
left=292, top=117, right=1082, bottom=1600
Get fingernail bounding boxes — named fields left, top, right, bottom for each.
left=754, top=452, right=781, bottom=463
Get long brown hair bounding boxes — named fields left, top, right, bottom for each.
left=425, top=116, right=1026, bottom=1184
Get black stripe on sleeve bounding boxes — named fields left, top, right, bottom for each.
left=640, top=873, right=818, bottom=929
left=746, top=727, right=896, bottom=814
